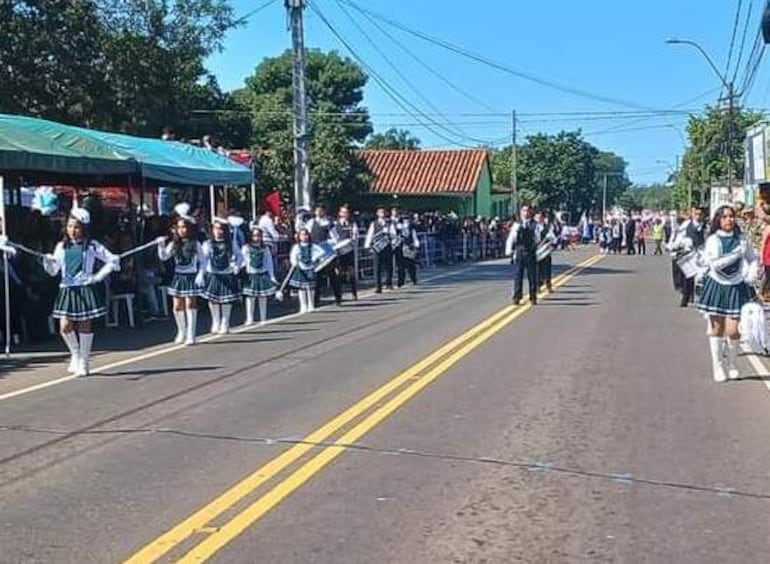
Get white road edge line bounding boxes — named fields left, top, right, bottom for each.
left=741, top=344, right=770, bottom=393
left=0, top=257, right=509, bottom=402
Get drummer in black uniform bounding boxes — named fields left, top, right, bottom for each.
left=305, top=204, right=342, bottom=306
left=670, top=206, right=707, bottom=307
left=365, top=206, right=395, bottom=293
left=333, top=205, right=359, bottom=300
left=393, top=212, right=420, bottom=287
left=505, top=205, right=540, bottom=305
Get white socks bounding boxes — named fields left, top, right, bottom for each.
left=725, top=338, right=741, bottom=380
left=708, top=336, right=727, bottom=383
left=61, top=332, right=80, bottom=374
left=185, top=309, right=197, bottom=345
left=307, top=289, right=316, bottom=312
left=219, top=304, right=232, bottom=334
left=173, top=311, right=186, bottom=344
left=298, top=291, right=308, bottom=314
left=258, top=297, right=268, bottom=324
left=77, top=333, right=93, bottom=377
left=209, top=303, right=221, bottom=333
left=245, top=297, right=256, bottom=325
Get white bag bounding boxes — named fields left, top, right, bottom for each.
left=739, top=302, right=768, bottom=355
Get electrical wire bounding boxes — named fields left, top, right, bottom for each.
left=726, top=0, right=744, bottom=79
left=235, top=0, right=279, bottom=24
left=732, top=0, right=754, bottom=83
left=338, top=0, right=656, bottom=111
left=307, top=0, right=497, bottom=148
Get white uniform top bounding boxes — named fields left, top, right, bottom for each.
left=158, top=240, right=204, bottom=274
left=394, top=222, right=420, bottom=248
left=704, top=231, right=757, bottom=286
left=200, top=240, right=244, bottom=274
left=364, top=219, right=395, bottom=249
left=241, top=244, right=276, bottom=279
left=505, top=220, right=541, bottom=256
left=290, top=242, right=321, bottom=270
left=257, top=214, right=281, bottom=245
left=44, top=240, right=119, bottom=288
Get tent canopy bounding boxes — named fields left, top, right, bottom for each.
left=0, top=114, right=252, bottom=186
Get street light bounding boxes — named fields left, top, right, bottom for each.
left=665, top=37, right=738, bottom=199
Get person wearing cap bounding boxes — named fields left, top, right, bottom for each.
left=200, top=217, right=244, bottom=334
left=364, top=206, right=396, bottom=293
left=43, top=207, right=120, bottom=376
left=157, top=203, right=204, bottom=345
left=242, top=224, right=277, bottom=325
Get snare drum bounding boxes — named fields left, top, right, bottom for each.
left=402, top=245, right=417, bottom=260
left=334, top=238, right=354, bottom=256
left=312, top=242, right=337, bottom=273
left=677, top=250, right=705, bottom=279
left=536, top=240, right=552, bottom=262
left=371, top=231, right=390, bottom=253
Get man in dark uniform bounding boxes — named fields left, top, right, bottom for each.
left=365, top=206, right=394, bottom=293
left=671, top=206, right=706, bottom=307
left=333, top=205, right=359, bottom=300
left=305, top=204, right=342, bottom=306
left=505, top=205, right=540, bottom=305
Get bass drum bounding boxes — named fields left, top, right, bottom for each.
left=312, top=242, right=337, bottom=273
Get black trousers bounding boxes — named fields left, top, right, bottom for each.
left=538, top=255, right=552, bottom=290
left=374, top=248, right=393, bottom=291
left=672, top=259, right=683, bottom=291
left=337, top=253, right=358, bottom=299
left=513, top=255, right=538, bottom=303
left=315, top=260, right=342, bottom=305
left=680, top=276, right=695, bottom=306
left=395, top=247, right=417, bottom=286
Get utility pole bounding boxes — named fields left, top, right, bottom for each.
left=602, top=173, right=608, bottom=222
left=286, top=0, right=311, bottom=208
left=726, top=82, right=735, bottom=200
left=511, top=110, right=518, bottom=217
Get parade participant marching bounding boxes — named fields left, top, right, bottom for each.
left=697, top=205, right=758, bottom=382
left=45, top=207, right=119, bottom=376
left=200, top=217, right=244, bottom=335
left=394, top=212, right=420, bottom=287
left=305, top=204, right=342, bottom=306
left=535, top=211, right=557, bottom=292
left=364, top=206, right=395, bottom=293
left=241, top=225, right=277, bottom=325
left=505, top=205, right=540, bottom=305
left=157, top=204, right=204, bottom=345
left=333, top=205, right=359, bottom=300
left=670, top=206, right=707, bottom=308
left=289, top=228, right=317, bottom=313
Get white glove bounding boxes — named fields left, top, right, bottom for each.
left=155, top=236, right=168, bottom=245
left=740, top=239, right=749, bottom=256
left=195, top=271, right=206, bottom=288
left=271, top=277, right=279, bottom=285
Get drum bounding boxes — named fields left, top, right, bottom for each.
left=334, top=238, right=354, bottom=256
left=371, top=231, right=390, bottom=253
left=402, top=245, right=417, bottom=260
left=391, top=234, right=403, bottom=249
left=677, top=250, right=706, bottom=279
left=312, top=242, right=337, bottom=273
left=536, top=240, right=552, bottom=262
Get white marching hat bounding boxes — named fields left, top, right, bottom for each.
left=174, top=202, right=196, bottom=223
left=70, top=207, right=91, bottom=225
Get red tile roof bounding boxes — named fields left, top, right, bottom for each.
left=359, top=149, right=489, bottom=195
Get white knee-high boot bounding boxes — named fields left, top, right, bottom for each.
left=298, top=290, right=308, bottom=313
left=61, top=332, right=80, bottom=374
left=245, top=297, right=256, bottom=325
left=173, top=310, right=187, bottom=344
left=258, top=297, right=268, bottom=324
left=307, top=289, right=316, bottom=312
left=185, top=308, right=197, bottom=345
left=725, top=338, right=741, bottom=380
left=218, top=304, right=232, bottom=334
left=709, top=336, right=727, bottom=383
left=209, top=303, right=221, bottom=333
left=76, top=333, right=93, bottom=377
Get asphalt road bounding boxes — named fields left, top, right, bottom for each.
left=2, top=249, right=770, bottom=563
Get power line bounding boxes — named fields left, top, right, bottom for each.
left=732, top=0, right=754, bottom=83
left=342, top=0, right=499, bottom=113
left=726, top=0, right=744, bottom=79
left=235, top=0, right=279, bottom=24
left=306, top=0, right=496, bottom=148
left=328, top=0, right=490, bottom=143
left=338, top=0, right=657, bottom=111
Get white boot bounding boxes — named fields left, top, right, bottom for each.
left=218, top=304, right=232, bottom=334
left=185, top=308, right=197, bottom=345
left=725, top=338, right=741, bottom=380
left=307, top=289, right=316, bottom=312
left=61, top=332, right=80, bottom=374
left=245, top=297, right=256, bottom=326
left=209, top=303, right=221, bottom=334
left=76, top=333, right=94, bottom=377
left=709, top=336, right=727, bottom=383
left=258, top=297, right=268, bottom=325
left=173, top=310, right=187, bottom=344
left=298, top=290, right=308, bottom=314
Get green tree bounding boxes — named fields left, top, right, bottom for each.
left=240, top=49, right=373, bottom=205
left=364, top=128, right=421, bottom=150
left=593, top=150, right=631, bottom=210
left=674, top=105, right=764, bottom=209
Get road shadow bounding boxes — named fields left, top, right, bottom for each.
left=101, top=365, right=222, bottom=379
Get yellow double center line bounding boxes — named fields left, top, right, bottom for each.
left=125, top=253, right=603, bottom=563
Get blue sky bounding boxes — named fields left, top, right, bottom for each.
left=206, top=0, right=770, bottom=185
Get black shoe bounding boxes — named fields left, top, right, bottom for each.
left=352, top=293, right=358, bottom=300
left=513, top=299, right=522, bottom=305
left=375, top=288, right=382, bottom=294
